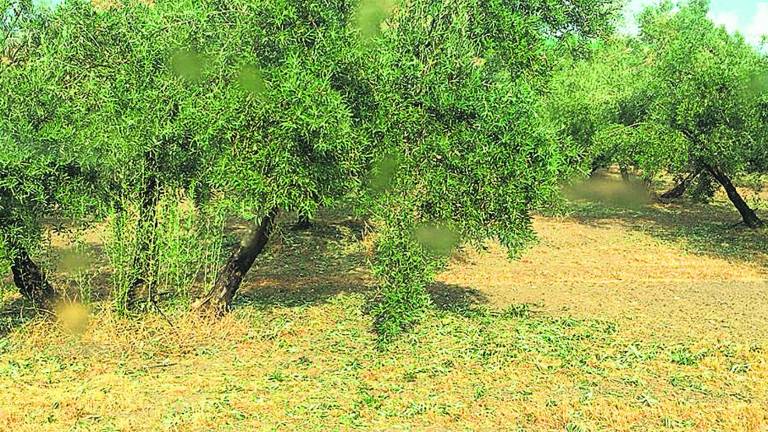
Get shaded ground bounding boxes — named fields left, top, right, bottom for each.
left=1, top=176, right=768, bottom=431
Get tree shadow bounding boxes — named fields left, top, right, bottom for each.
left=235, top=279, right=374, bottom=309
left=232, top=208, right=370, bottom=309
left=0, top=295, right=46, bottom=339
left=233, top=209, right=490, bottom=312
left=566, top=199, right=768, bottom=268
left=428, top=281, right=490, bottom=312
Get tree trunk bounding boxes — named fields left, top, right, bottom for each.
left=10, top=246, right=55, bottom=308
left=705, top=164, right=763, bottom=229
left=196, top=208, right=279, bottom=315
left=620, top=165, right=631, bottom=182
left=126, top=173, right=160, bottom=307
left=660, top=168, right=703, bottom=200
left=291, top=214, right=312, bottom=231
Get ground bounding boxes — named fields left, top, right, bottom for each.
left=1, top=175, right=767, bottom=431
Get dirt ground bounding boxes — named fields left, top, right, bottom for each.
left=440, top=212, right=768, bottom=343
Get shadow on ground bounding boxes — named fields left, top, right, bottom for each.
left=0, top=295, right=46, bottom=338
left=567, top=198, right=768, bottom=269
left=234, top=209, right=490, bottom=313
left=428, top=282, right=490, bottom=312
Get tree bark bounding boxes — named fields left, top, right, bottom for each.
left=620, top=165, right=631, bottom=182
left=705, top=164, right=763, bottom=229
left=291, top=214, right=312, bottom=231
left=126, top=173, right=160, bottom=306
left=10, top=246, right=55, bottom=308
left=196, top=208, right=279, bottom=315
left=660, top=168, right=703, bottom=200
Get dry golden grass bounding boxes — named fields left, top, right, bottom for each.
left=2, top=295, right=768, bottom=431
left=1, top=176, right=768, bottom=431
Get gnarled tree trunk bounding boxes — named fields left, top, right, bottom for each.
left=10, top=246, right=55, bottom=308
left=705, top=164, right=763, bottom=229
left=660, top=168, right=703, bottom=200
left=123, top=148, right=164, bottom=309
left=620, top=165, right=631, bottom=182
left=196, top=208, right=279, bottom=315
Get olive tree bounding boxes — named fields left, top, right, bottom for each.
left=360, top=0, right=622, bottom=339
left=634, top=0, right=765, bottom=226
left=31, top=0, right=365, bottom=313
left=553, top=0, right=768, bottom=223
left=0, top=0, right=103, bottom=307
left=587, top=1, right=767, bottom=224
left=1, top=0, right=37, bottom=63
left=188, top=0, right=364, bottom=313
left=0, top=1, right=52, bottom=305
left=16, top=0, right=219, bottom=309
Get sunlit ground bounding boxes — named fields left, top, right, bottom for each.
left=1, top=173, right=767, bottom=431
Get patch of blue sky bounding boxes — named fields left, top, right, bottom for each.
left=624, top=0, right=767, bottom=46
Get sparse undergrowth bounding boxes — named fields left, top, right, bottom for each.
left=0, top=295, right=766, bottom=431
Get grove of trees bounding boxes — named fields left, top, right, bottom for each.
left=552, top=0, right=768, bottom=228
left=1, top=0, right=765, bottom=341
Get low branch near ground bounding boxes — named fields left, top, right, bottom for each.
left=10, top=245, right=56, bottom=308
left=660, top=168, right=703, bottom=200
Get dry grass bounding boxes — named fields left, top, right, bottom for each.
left=440, top=213, right=768, bottom=343
left=1, top=176, right=768, bottom=431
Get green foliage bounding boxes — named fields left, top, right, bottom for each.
left=3, top=0, right=624, bottom=339
left=153, top=196, right=227, bottom=305
left=105, top=207, right=137, bottom=312
left=361, top=0, right=621, bottom=338
left=549, top=37, right=690, bottom=177
left=370, top=220, right=438, bottom=343
left=0, top=2, right=100, bottom=275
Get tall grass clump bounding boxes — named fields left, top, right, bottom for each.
left=155, top=193, right=228, bottom=308
left=105, top=200, right=140, bottom=314
left=106, top=192, right=227, bottom=313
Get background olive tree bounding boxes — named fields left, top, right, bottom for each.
left=633, top=0, right=766, bottom=227
left=27, top=0, right=366, bottom=314
left=551, top=0, right=767, bottom=227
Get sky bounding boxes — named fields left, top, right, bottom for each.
left=624, top=0, right=768, bottom=45
left=34, top=0, right=768, bottom=46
